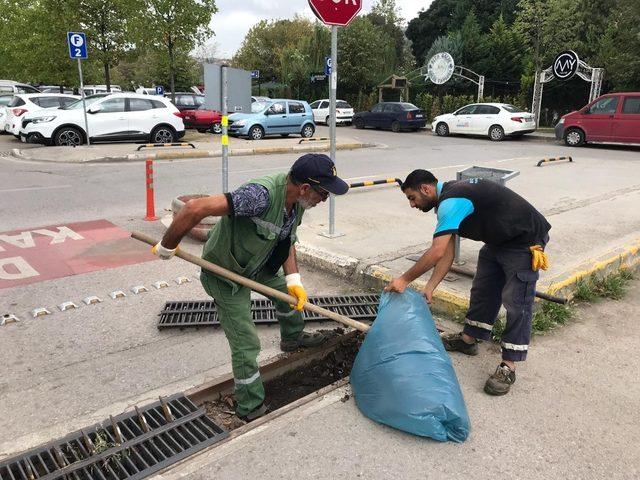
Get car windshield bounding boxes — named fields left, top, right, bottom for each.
left=502, top=104, right=525, bottom=113
left=251, top=101, right=269, bottom=113
left=336, top=101, right=352, bottom=109
left=400, top=103, right=419, bottom=110
left=0, top=96, right=13, bottom=106
left=61, top=95, right=107, bottom=110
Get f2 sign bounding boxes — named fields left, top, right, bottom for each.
left=553, top=50, right=579, bottom=81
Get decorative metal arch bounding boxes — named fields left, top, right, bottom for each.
left=531, top=59, right=604, bottom=127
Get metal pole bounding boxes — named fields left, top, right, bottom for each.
left=221, top=65, right=229, bottom=193
left=477, top=75, right=485, bottom=102
left=321, top=25, right=343, bottom=238
left=78, top=58, right=90, bottom=145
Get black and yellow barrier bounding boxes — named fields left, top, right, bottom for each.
left=137, top=143, right=196, bottom=151
left=349, top=178, right=402, bottom=189
left=536, top=156, right=572, bottom=167
left=298, top=137, right=329, bottom=144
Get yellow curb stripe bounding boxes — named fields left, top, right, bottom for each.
left=543, top=240, right=640, bottom=295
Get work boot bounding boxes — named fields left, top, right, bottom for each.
left=484, top=363, right=516, bottom=396
left=441, top=332, right=478, bottom=356
left=280, top=330, right=326, bottom=352
left=237, top=403, right=268, bottom=422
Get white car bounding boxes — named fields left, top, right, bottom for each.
left=432, top=103, right=536, bottom=141
left=20, top=93, right=185, bottom=146
left=4, top=93, right=79, bottom=136
left=0, top=94, right=14, bottom=133
left=309, top=99, right=354, bottom=125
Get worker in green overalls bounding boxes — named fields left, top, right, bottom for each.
left=152, top=154, right=349, bottom=421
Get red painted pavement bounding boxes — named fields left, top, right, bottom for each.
left=0, top=219, right=157, bottom=289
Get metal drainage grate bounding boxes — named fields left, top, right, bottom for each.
left=0, top=394, right=227, bottom=480
left=158, top=294, right=380, bottom=329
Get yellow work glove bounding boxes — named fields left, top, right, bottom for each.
left=285, top=273, right=308, bottom=311
left=530, top=245, right=549, bottom=272
left=151, top=242, right=178, bottom=260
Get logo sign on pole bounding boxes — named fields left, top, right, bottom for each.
left=155, top=85, right=164, bottom=95
left=67, top=32, right=87, bottom=59
left=324, top=57, right=332, bottom=75
left=426, top=52, right=455, bottom=84
left=552, top=50, right=580, bottom=80
left=308, top=0, right=361, bottom=27
left=251, top=70, right=260, bottom=79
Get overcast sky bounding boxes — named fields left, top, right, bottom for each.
left=209, top=0, right=434, bottom=59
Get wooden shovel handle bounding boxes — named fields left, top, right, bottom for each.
left=131, top=231, right=370, bottom=333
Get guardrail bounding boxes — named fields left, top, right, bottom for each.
left=537, top=156, right=572, bottom=167
left=137, top=142, right=196, bottom=151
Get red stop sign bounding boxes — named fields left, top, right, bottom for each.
left=308, top=0, right=362, bottom=27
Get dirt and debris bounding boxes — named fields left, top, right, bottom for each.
left=202, top=329, right=362, bottom=430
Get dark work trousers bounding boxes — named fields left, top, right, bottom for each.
left=463, top=238, right=548, bottom=362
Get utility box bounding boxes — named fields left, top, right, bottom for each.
left=456, top=166, right=519, bottom=186
left=203, top=64, right=251, bottom=114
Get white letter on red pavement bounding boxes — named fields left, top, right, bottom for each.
left=32, top=227, right=84, bottom=244
left=0, top=232, right=36, bottom=249
left=0, top=256, right=40, bottom=280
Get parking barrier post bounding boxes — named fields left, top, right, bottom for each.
left=144, top=159, right=158, bottom=221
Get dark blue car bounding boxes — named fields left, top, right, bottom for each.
left=353, top=102, right=426, bottom=132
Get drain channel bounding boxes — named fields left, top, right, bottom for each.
left=0, top=394, right=227, bottom=480
left=157, top=294, right=380, bottom=329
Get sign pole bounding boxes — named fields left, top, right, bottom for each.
left=322, top=25, right=343, bottom=238
left=77, top=58, right=90, bottom=146
left=221, top=64, right=229, bottom=193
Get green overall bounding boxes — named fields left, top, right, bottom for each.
left=199, top=173, right=305, bottom=416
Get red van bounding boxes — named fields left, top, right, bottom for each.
left=555, top=92, right=640, bottom=146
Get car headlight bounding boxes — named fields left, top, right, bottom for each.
left=233, top=120, right=246, bottom=127
left=557, top=118, right=564, bottom=125
left=31, top=116, right=57, bottom=124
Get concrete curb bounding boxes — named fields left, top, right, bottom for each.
left=10, top=142, right=377, bottom=164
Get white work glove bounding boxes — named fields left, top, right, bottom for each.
left=286, top=273, right=308, bottom=311
left=151, top=242, right=178, bottom=260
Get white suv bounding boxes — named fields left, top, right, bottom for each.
left=4, top=93, right=79, bottom=136
left=20, top=93, right=185, bottom=146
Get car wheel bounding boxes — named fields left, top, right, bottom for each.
left=325, top=116, right=330, bottom=125
left=435, top=122, right=449, bottom=136
left=248, top=125, right=264, bottom=140
left=391, top=121, right=401, bottom=133
left=489, top=125, right=505, bottom=141
left=564, top=128, right=585, bottom=147
left=211, top=123, right=222, bottom=134
left=354, top=117, right=365, bottom=129
left=54, top=126, right=84, bottom=146
left=301, top=124, right=315, bottom=138
left=151, top=125, right=176, bottom=143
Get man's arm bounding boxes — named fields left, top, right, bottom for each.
left=423, top=235, right=455, bottom=302
left=161, top=194, right=230, bottom=249
left=282, top=244, right=298, bottom=276
left=385, top=234, right=453, bottom=292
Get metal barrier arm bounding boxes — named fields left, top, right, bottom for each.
left=137, top=143, right=196, bottom=151
left=349, top=178, right=402, bottom=189
left=537, top=156, right=573, bottom=167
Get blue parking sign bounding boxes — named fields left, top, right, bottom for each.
left=155, top=85, right=164, bottom=95
left=251, top=70, right=260, bottom=79
left=324, top=57, right=332, bottom=75
left=67, top=32, right=87, bottom=59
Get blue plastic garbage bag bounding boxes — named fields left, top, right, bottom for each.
left=350, top=289, right=470, bottom=442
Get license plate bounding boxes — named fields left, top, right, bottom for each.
left=185, top=116, right=193, bottom=120
left=415, top=114, right=423, bottom=118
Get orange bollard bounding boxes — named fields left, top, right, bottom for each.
left=144, top=158, right=158, bottom=221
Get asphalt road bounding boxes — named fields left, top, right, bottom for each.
left=2, top=127, right=639, bottom=232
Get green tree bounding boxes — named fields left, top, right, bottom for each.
left=137, top=0, right=217, bottom=99
left=75, top=0, right=140, bottom=91
left=367, top=0, right=415, bottom=71
left=478, top=15, right=523, bottom=81
left=405, top=0, right=459, bottom=66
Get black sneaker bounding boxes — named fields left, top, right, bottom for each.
left=484, top=363, right=516, bottom=396
left=280, top=330, right=326, bottom=352
left=441, top=332, right=478, bottom=356
left=237, top=403, right=268, bottom=422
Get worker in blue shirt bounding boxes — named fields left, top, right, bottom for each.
left=386, top=169, right=550, bottom=396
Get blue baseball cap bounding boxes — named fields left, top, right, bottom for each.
left=290, top=154, right=349, bottom=195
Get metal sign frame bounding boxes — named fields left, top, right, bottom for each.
left=417, top=53, right=486, bottom=102
left=531, top=53, right=604, bottom=127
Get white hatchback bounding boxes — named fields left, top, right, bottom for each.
left=4, top=93, right=79, bottom=136
left=20, top=93, right=185, bottom=146
left=310, top=99, right=354, bottom=125
left=432, top=103, right=536, bottom=141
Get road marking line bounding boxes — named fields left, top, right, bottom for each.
left=0, top=185, right=72, bottom=193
